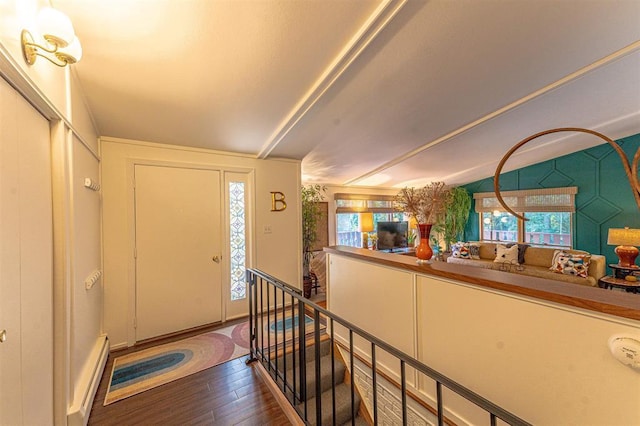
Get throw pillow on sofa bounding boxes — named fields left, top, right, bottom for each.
left=468, top=242, right=481, bottom=260
left=549, top=252, right=591, bottom=278
left=451, top=242, right=471, bottom=259
left=494, top=244, right=519, bottom=264
left=507, top=243, right=529, bottom=264
left=492, top=243, right=529, bottom=264
left=451, top=242, right=481, bottom=259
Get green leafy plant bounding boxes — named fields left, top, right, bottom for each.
left=440, top=186, right=472, bottom=252
left=301, top=184, right=326, bottom=277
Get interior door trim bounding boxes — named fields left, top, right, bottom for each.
left=125, top=158, right=254, bottom=347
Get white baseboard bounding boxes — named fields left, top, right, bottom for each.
left=67, top=335, right=109, bottom=426
left=253, top=361, right=304, bottom=425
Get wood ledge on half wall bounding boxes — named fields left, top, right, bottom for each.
left=324, top=246, right=640, bottom=322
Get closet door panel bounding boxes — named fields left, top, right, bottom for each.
left=0, top=77, right=53, bottom=425
left=0, top=74, right=23, bottom=426
left=16, top=83, right=53, bottom=425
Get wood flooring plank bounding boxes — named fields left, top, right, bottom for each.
left=88, top=321, right=292, bottom=425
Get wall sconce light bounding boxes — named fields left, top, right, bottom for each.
left=21, top=7, right=82, bottom=67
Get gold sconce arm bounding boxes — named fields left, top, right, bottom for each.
left=21, top=29, right=81, bottom=67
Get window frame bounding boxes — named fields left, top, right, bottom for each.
left=474, top=187, right=577, bottom=248
left=334, top=193, right=403, bottom=248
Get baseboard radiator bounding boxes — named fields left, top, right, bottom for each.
left=67, top=335, right=110, bottom=426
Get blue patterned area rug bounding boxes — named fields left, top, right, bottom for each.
left=263, top=310, right=326, bottom=343
left=103, top=321, right=249, bottom=405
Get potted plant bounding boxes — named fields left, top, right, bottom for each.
left=301, top=184, right=326, bottom=297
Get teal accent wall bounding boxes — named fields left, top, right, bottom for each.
left=463, top=132, right=640, bottom=269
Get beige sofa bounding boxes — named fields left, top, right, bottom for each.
left=446, top=242, right=606, bottom=287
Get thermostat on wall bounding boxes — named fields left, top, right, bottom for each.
left=608, top=335, right=640, bottom=370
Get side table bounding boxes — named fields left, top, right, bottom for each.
left=609, top=264, right=639, bottom=279
left=599, top=275, right=640, bottom=294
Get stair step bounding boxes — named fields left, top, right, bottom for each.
left=300, top=382, right=362, bottom=426
left=277, top=337, right=332, bottom=367
left=342, top=417, right=369, bottom=426
left=286, top=352, right=346, bottom=400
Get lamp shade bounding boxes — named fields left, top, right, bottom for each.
left=357, top=213, right=374, bottom=233
left=408, top=216, right=418, bottom=229
left=607, top=228, right=640, bottom=246
left=37, top=7, right=75, bottom=47
left=57, top=36, right=82, bottom=64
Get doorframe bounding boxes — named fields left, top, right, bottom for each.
left=125, top=159, right=255, bottom=346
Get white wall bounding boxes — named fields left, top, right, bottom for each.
left=101, top=137, right=301, bottom=348
left=69, top=133, right=103, bottom=414
left=417, top=274, right=640, bottom=425
left=0, top=1, right=103, bottom=424
left=327, top=253, right=640, bottom=425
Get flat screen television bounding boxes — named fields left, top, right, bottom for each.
left=376, top=221, right=409, bottom=251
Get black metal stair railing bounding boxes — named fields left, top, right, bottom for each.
left=245, top=268, right=531, bottom=426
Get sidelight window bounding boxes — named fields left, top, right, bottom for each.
left=229, top=181, right=246, bottom=300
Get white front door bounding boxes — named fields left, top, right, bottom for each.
left=134, top=165, right=222, bottom=341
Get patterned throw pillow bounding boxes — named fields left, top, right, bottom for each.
left=450, top=242, right=461, bottom=257
left=451, top=242, right=471, bottom=259
left=550, top=253, right=591, bottom=278
left=549, top=250, right=566, bottom=268
left=468, top=242, right=481, bottom=260
left=494, top=243, right=519, bottom=264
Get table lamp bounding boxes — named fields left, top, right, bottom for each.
left=607, top=227, right=640, bottom=268
left=358, top=213, right=374, bottom=248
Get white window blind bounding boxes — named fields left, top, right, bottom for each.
left=334, top=193, right=396, bottom=214
left=474, top=187, right=577, bottom=213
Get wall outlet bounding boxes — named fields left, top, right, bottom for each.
left=263, top=225, right=272, bottom=234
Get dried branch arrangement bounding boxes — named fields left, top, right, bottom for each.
left=395, top=182, right=453, bottom=224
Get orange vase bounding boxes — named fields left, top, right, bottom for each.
left=416, top=223, right=433, bottom=261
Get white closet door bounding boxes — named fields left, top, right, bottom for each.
left=134, top=165, right=222, bottom=341
left=0, top=77, right=53, bottom=425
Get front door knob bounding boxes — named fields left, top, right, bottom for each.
left=0, top=329, right=6, bottom=343
left=212, top=255, right=220, bottom=263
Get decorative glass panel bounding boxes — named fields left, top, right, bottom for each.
left=229, top=182, right=246, bottom=301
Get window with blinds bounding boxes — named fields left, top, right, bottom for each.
left=473, top=187, right=577, bottom=247
left=334, top=193, right=396, bottom=213
left=334, top=193, right=403, bottom=247
left=473, top=187, right=577, bottom=213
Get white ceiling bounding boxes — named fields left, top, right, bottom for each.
left=55, top=0, right=640, bottom=188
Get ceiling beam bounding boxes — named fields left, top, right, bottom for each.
left=256, top=0, right=408, bottom=159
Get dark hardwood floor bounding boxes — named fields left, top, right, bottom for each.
left=88, top=321, right=291, bottom=426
